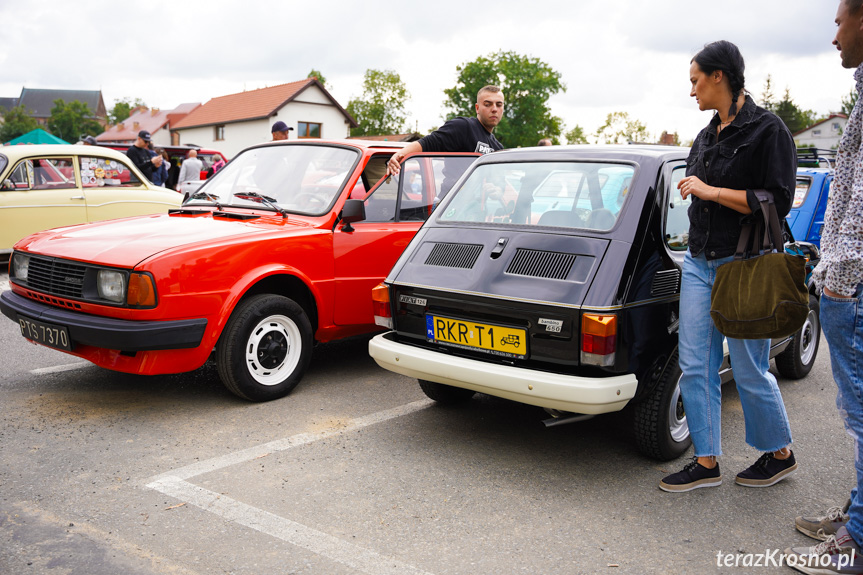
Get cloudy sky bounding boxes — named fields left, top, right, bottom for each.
left=0, top=0, right=851, bottom=144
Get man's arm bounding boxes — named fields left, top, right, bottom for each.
left=386, top=142, right=422, bottom=176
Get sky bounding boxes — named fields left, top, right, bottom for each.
left=0, top=0, right=852, bottom=144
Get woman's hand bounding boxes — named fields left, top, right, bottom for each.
left=677, top=176, right=717, bottom=201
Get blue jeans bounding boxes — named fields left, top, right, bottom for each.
left=821, top=284, right=863, bottom=545
left=678, top=250, right=793, bottom=457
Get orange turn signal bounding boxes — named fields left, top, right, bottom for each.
left=126, top=273, right=156, bottom=307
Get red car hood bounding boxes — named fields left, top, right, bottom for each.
left=15, top=212, right=314, bottom=268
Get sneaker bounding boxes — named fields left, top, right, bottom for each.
left=796, top=500, right=852, bottom=541
left=659, top=457, right=722, bottom=492
left=735, top=450, right=797, bottom=487
left=784, top=526, right=863, bottom=574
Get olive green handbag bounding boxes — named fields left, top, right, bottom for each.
left=709, top=190, right=809, bottom=340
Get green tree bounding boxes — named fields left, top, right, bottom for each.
left=346, top=69, right=410, bottom=137
left=564, top=125, right=589, bottom=145
left=307, top=69, right=328, bottom=89
left=760, top=75, right=776, bottom=111
left=442, top=50, right=565, bottom=148
left=595, top=111, right=650, bottom=144
left=47, top=99, right=104, bottom=143
left=0, top=105, right=39, bottom=142
left=841, top=89, right=858, bottom=116
left=108, top=97, right=145, bottom=125
left=772, top=88, right=817, bottom=134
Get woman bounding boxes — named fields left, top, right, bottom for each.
left=660, top=40, right=798, bottom=492
left=151, top=148, right=171, bottom=188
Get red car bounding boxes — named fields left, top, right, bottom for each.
left=1, top=140, right=478, bottom=401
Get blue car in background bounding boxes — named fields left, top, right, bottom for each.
left=790, top=148, right=834, bottom=249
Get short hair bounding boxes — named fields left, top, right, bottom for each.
left=692, top=40, right=746, bottom=117
left=847, top=0, right=863, bottom=11
left=477, top=85, right=502, bottom=102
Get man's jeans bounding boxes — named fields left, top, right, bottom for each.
left=822, top=284, right=863, bottom=545
left=678, top=250, right=793, bottom=456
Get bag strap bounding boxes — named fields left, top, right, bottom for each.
left=734, top=190, right=784, bottom=259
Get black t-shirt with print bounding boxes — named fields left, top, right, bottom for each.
left=418, top=116, right=503, bottom=154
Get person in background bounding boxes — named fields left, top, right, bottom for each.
left=126, top=130, right=162, bottom=182
left=178, top=149, right=203, bottom=187
left=80, top=135, right=97, bottom=145
left=271, top=121, right=293, bottom=141
left=658, top=40, right=797, bottom=493
left=150, top=148, right=170, bottom=187
left=537, top=138, right=553, bottom=146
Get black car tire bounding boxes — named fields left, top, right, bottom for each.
left=775, top=293, right=821, bottom=380
left=633, top=352, right=691, bottom=461
left=217, top=294, right=313, bottom=402
left=418, top=379, right=476, bottom=404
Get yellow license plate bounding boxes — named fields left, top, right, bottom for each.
left=426, top=315, right=527, bottom=358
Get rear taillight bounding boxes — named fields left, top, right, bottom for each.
left=372, top=283, right=392, bottom=329
left=581, top=313, right=616, bottom=366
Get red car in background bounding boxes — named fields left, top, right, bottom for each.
left=1, top=139, right=478, bottom=401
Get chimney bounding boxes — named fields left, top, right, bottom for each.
left=118, top=123, right=125, bottom=130
left=133, top=122, right=139, bottom=130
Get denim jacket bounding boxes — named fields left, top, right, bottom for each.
left=686, top=96, right=796, bottom=259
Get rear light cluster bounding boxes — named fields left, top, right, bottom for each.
left=581, top=313, right=616, bottom=366
left=372, top=283, right=392, bottom=329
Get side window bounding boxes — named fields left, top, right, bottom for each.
left=3, top=160, right=33, bottom=190
left=80, top=156, right=141, bottom=188
left=363, top=174, right=398, bottom=222
left=665, top=166, right=690, bottom=251
left=17, top=158, right=76, bottom=190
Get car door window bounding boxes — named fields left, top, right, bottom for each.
left=5, top=158, right=76, bottom=191
left=80, top=156, right=141, bottom=188
left=665, top=166, right=690, bottom=251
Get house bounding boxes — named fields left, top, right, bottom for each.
left=0, top=97, right=19, bottom=114
left=171, top=79, right=357, bottom=158
left=794, top=114, right=848, bottom=150
left=95, top=103, right=201, bottom=147
left=16, top=88, right=107, bottom=127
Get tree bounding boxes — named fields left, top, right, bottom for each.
left=564, top=125, right=589, bottom=145
left=47, top=99, right=104, bottom=143
left=442, top=50, right=565, bottom=149
left=760, top=75, right=776, bottom=111
left=346, top=69, right=410, bottom=137
left=307, top=69, right=328, bottom=89
left=841, top=89, right=858, bottom=116
left=595, top=111, right=650, bottom=144
left=108, top=97, right=146, bottom=125
left=0, top=105, right=39, bottom=143
left=772, top=88, right=818, bottom=134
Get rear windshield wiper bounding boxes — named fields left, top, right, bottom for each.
left=233, top=192, right=288, bottom=218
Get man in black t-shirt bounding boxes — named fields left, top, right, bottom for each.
left=386, top=85, right=504, bottom=177
left=126, top=130, right=162, bottom=182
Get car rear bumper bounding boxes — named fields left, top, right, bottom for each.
left=369, top=331, right=638, bottom=414
left=1, top=290, right=207, bottom=351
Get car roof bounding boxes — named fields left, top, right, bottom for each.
left=255, top=138, right=408, bottom=150
left=0, top=144, right=134, bottom=162
left=475, top=144, right=691, bottom=164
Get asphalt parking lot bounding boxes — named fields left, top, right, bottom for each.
left=0, top=269, right=855, bottom=574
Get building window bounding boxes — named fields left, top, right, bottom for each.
left=298, top=122, right=321, bottom=139
left=813, top=129, right=821, bottom=136
left=833, top=123, right=840, bottom=131
left=215, top=125, right=225, bottom=141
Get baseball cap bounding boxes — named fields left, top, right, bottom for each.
left=271, top=121, right=293, bottom=133
left=82, top=135, right=97, bottom=145
left=138, top=130, right=152, bottom=142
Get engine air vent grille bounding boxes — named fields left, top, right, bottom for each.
left=424, top=243, right=483, bottom=269
left=26, top=256, right=87, bottom=298
left=650, top=269, right=681, bottom=297
left=506, top=249, right=576, bottom=280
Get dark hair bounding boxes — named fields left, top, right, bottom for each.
left=847, top=0, right=863, bottom=13
left=692, top=40, right=746, bottom=117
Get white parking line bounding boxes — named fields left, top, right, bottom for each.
left=30, top=362, right=91, bottom=375
left=146, top=399, right=435, bottom=575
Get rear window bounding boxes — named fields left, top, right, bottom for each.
left=438, top=161, right=634, bottom=231
left=793, top=177, right=812, bottom=209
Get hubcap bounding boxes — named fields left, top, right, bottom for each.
left=245, top=315, right=303, bottom=386
left=799, top=309, right=818, bottom=366
left=669, top=375, right=689, bottom=443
